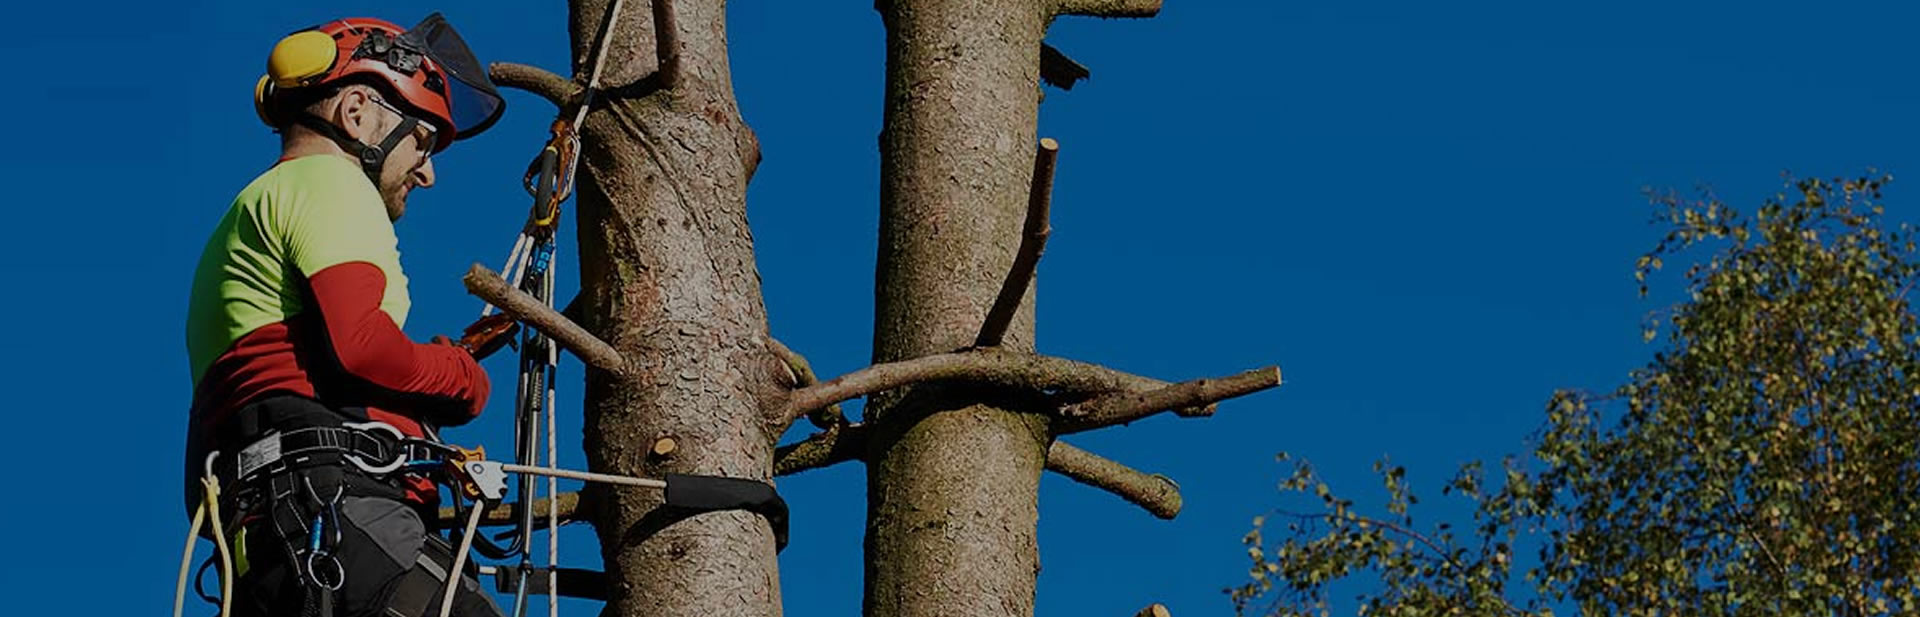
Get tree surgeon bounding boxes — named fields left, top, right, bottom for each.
left=183, top=14, right=516, bottom=617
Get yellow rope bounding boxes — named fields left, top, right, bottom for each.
left=202, top=475, right=235, bottom=617
left=172, top=501, right=208, bottom=617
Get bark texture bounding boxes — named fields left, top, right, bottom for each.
left=867, top=2, right=1052, bottom=617
left=562, top=1, right=784, bottom=616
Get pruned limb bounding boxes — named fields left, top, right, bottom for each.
left=1056, top=367, right=1281, bottom=434
left=1046, top=441, right=1181, bottom=519
left=464, top=264, right=629, bottom=374
left=768, top=338, right=843, bottom=428
left=775, top=423, right=871, bottom=476
left=436, top=492, right=584, bottom=528
left=1133, top=604, right=1171, bottom=617
left=773, top=349, right=1194, bottom=429
left=976, top=138, right=1059, bottom=348
left=652, top=0, right=682, bottom=90
left=489, top=62, right=579, bottom=108
left=1051, top=0, right=1162, bottom=18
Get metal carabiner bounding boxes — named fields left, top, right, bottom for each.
left=342, top=421, right=407, bottom=475
left=305, top=550, right=345, bottom=592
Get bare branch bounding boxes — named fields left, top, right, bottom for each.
left=1046, top=441, right=1181, bottom=519
left=464, top=264, right=629, bottom=374
left=488, top=62, right=579, bottom=108
left=1056, top=366, right=1280, bottom=434
left=1052, top=0, right=1162, bottom=18
left=977, top=138, right=1059, bottom=348
left=779, top=425, right=1188, bottom=523
left=1133, top=604, right=1171, bottom=617
left=436, top=492, right=584, bottom=528
left=775, top=423, right=871, bottom=477
left=767, top=338, right=843, bottom=428
left=774, top=349, right=1192, bottom=429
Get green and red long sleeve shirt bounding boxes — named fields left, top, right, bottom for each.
left=186, top=154, right=490, bottom=501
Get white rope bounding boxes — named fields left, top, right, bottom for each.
left=439, top=503, right=488, bottom=617
left=546, top=384, right=560, bottom=617
left=176, top=453, right=233, bottom=617
left=502, top=463, right=666, bottom=490
left=203, top=476, right=234, bottom=617
left=572, top=0, right=631, bottom=128
left=485, top=233, right=535, bottom=317
left=172, top=500, right=207, bottom=617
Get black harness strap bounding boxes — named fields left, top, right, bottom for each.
left=293, top=112, right=421, bottom=185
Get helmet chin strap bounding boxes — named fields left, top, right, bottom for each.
left=293, top=112, right=421, bottom=186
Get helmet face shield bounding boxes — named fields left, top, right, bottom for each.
left=399, top=13, right=505, bottom=141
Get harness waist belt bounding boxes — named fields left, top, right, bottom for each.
left=218, top=423, right=446, bottom=486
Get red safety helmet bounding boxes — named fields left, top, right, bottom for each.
left=254, top=14, right=504, bottom=153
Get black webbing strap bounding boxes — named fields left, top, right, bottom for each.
left=292, top=112, right=420, bottom=184
left=492, top=564, right=608, bottom=601
left=219, top=425, right=442, bottom=487
left=665, top=474, right=791, bottom=551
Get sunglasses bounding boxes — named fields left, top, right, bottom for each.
left=367, top=93, right=441, bottom=154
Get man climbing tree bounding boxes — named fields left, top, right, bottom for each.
left=182, top=14, right=515, bottom=617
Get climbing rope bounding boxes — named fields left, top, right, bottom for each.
left=470, top=3, right=629, bottom=616
left=174, top=453, right=234, bottom=617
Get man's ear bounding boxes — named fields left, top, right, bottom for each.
left=333, top=86, right=374, bottom=141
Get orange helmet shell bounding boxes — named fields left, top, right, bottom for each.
left=257, top=15, right=503, bottom=153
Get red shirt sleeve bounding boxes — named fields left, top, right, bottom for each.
left=307, top=261, right=490, bottom=425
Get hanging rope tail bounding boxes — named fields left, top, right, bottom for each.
left=175, top=452, right=236, bottom=617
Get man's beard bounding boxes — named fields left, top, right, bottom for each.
left=379, top=181, right=408, bottom=222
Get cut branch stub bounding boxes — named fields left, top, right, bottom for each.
left=651, top=0, right=682, bottom=90
left=1133, top=604, right=1172, bottom=617
left=488, top=62, right=580, bottom=108
left=1056, top=366, right=1281, bottom=434
left=1051, top=0, right=1163, bottom=18
left=1047, top=441, right=1181, bottom=519
left=463, top=264, right=629, bottom=374
left=976, top=138, right=1059, bottom=349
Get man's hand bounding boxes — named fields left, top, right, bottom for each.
left=438, top=314, right=521, bottom=360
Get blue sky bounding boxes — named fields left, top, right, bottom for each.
left=3, top=1, right=1917, bottom=615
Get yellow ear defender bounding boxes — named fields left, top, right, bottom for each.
left=254, top=30, right=341, bottom=127
left=268, top=30, right=339, bottom=87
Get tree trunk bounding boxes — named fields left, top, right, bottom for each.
left=567, top=1, right=785, bottom=616
left=866, top=2, right=1051, bottom=617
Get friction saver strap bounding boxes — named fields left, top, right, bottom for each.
left=665, top=474, right=791, bottom=551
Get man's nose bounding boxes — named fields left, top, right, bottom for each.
left=414, top=156, right=436, bottom=189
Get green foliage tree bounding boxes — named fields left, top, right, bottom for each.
left=1232, top=175, right=1920, bottom=616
